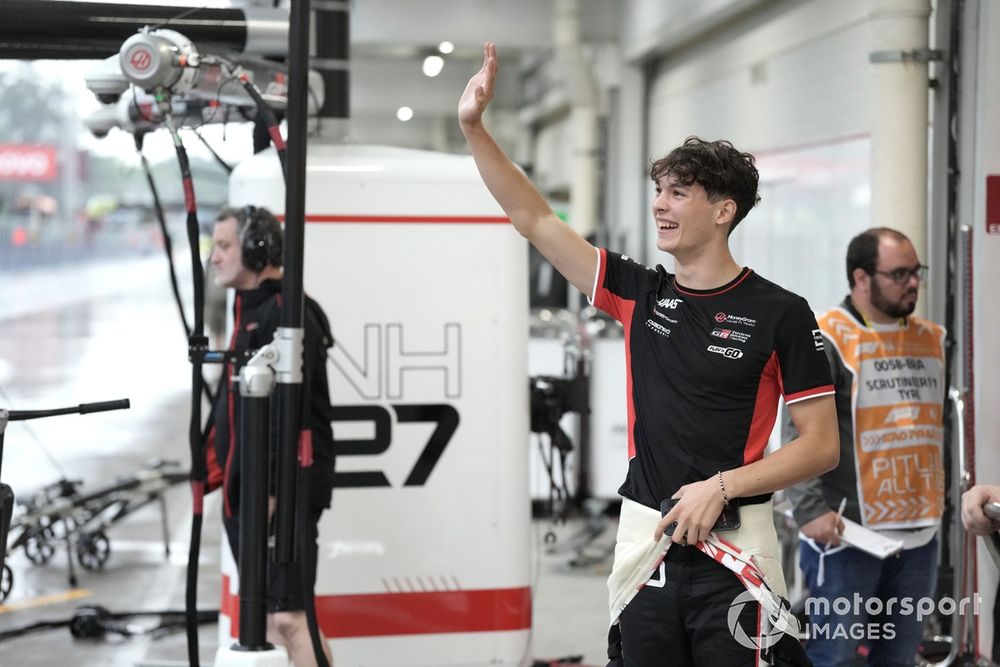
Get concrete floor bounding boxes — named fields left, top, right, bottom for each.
left=0, top=255, right=611, bottom=666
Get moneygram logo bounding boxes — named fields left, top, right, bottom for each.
left=715, top=312, right=757, bottom=327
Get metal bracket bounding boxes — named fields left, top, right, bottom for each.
left=869, top=48, right=944, bottom=64
left=274, top=327, right=304, bottom=385
left=240, top=343, right=278, bottom=398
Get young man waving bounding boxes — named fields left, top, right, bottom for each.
left=460, top=43, right=837, bottom=666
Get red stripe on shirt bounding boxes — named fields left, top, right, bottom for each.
left=222, top=294, right=243, bottom=519
left=592, top=250, right=638, bottom=459
left=784, top=384, right=835, bottom=404
left=743, top=352, right=781, bottom=465
left=621, top=301, right=637, bottom=460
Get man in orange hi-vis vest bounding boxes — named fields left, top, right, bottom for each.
left=784, top=227, right=946, bottom=667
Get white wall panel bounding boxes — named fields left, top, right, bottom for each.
left=648, top=2, right=870, bottom=148
left=534, top=117, right=574, bottom=196
left=643, top=0, right=875, bottom=309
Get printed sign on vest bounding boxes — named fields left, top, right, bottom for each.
left=821, top=311, right=946, bottom=529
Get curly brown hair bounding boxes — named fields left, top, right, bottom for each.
left=649, top=137, right=761, bottom=236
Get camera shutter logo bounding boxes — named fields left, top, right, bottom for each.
left=727, top=590, right=786, bottom=651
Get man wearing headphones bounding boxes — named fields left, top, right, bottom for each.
left=207, top=205, right=336, bottom=666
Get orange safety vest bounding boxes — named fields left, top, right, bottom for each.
left=818, top=308, right=946, bottom=529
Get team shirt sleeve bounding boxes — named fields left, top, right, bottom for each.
left=774, top=298, right=835, bottom=404
left=588, top=248, right=656, bottom=324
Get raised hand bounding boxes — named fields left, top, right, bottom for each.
left=458, top=42, right=497, bottom=132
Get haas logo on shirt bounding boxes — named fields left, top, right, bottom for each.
left=657, top=298, right=682, bottom=309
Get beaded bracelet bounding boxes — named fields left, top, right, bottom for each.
left=717, top=470, right=729, bottom=504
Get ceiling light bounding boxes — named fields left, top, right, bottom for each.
left=396, top=106, right=414, bottom=122
left=422, top=55, right=444, bottom=77
left=438, top=41, right=454, bottom=55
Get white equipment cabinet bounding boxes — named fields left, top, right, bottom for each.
left=221, top=143, right=531, bottom=666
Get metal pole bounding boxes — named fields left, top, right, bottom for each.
left=237, top=365, right=276, bottom=650
left=273, top=0, right=311, bottom=567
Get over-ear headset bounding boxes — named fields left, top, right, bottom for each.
left=238, top=205, right=283, bottom=273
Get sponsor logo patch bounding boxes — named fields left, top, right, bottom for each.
left=813, top=328, right=825, bottom=351
left=657, top=298, right=682, bottom=309
left=715, top=312, right=757, bottom=327
left=711, top=328, right=750, bottom=343
left=646, top=319, right=671, bottom=337
left=707, top=345, right=744, bottom=359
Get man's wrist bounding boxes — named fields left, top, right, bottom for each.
left=719, top=470, right=739, bottom=500
left=460, top=120, right=486, bottom=138
left=717, top=471, right=730, bottom=504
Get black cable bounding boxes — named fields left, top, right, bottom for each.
left=136, top=132, right=191, bottom=338
left=238, top=74, right=287, bottom=176
left=162, top=118, right=208, bottom=667
left=0, top=619, right=70, bottom=641
left=150, top=5, right=204, bottom=32
left=136, top=131, right=214, bottom=406
left=199, top=75, right=240, bottom=128
left=297, top=448, right=329, bottom=667
left=0, top=606, right=218, bottom=642
left=191, top=128, right=234, bottom=174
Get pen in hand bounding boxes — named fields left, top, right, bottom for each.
left=828, top=497, right=847, bottom=548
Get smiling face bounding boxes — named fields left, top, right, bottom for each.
left=651, top=176, right=735, bottom=258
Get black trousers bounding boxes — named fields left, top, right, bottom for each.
left=617, top=544, right=761, bottom=667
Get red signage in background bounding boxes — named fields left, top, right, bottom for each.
left=988, top=174, right=1000, bottom=234
left=0, top=144, right=58, bottom=182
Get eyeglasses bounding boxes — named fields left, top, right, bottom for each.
left=870, top=264, right=928, bottom=285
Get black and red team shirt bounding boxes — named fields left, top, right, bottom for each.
left=591, top=249, right=834, bottom=510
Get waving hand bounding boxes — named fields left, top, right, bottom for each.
left=458, top=42, right=497, bottom=131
